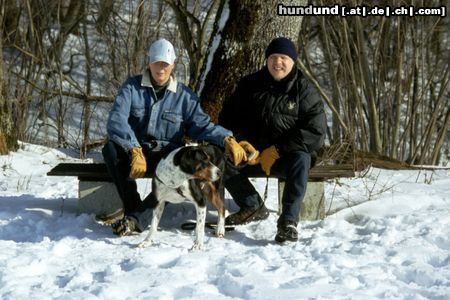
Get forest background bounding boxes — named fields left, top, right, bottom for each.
left=1, top=0, right=448, bottom=166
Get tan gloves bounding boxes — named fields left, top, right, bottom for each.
left=224, top=136, right=247, bottom=166
left=129, top=147, right=147, bottom=178
left=225, top=137, right=277, bottom=172
left=260, top=145, right=280, bottom=175
left=130, top=141, right=278, bottom=178
left=238, top=141, right=259, bottom=165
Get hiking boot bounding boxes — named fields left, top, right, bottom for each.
left=275, top=220, right=298, bottom=243
left=95, top=208, right=124, bottom=225
left=225, top=205, right=269, bottom=226
left=111, top=216, right=141, bottom=236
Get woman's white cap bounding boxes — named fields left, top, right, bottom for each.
left=148, top=38, right=176, bottom=64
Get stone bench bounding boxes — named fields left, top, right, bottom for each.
left=47, top=163, right=355, bottom=221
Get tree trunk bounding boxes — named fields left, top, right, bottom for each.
left=354, top=17, right=382, bottom=154
left=81, top=18, right=92, bottom=158
left=166, top=0, right=223, bottom=91
left=1, top=0, right=20, bottom=46
left=131, top=0, right=148, bottom=75
left=0, top=21, right=18, bottom=154
left=318, top=16, right=342, bottom=144
left=430, top=107, right=450, bottom=165
left=200, top=0, right=306, bottom=122
left=96, top=0, right=115, bottom=34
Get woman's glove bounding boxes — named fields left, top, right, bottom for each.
left=129, top=147, right=147, bottom=178
left=260, top=145, right=280, bottom=176
left=238, top=141, right=259, bottom=165
left=224, top=136, right=247, bottom=166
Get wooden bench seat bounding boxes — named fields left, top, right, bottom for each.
left=47, top=163, right=355, bottom=221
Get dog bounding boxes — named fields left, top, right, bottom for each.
left=138, top=144, right=226, bottom=250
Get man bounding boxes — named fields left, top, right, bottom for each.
left=219, top=37, right=327, bottom=243
left=102, top=38, right=248, bottom=236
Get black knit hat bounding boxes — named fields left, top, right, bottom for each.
left=265, top=37, right=298, bottom=62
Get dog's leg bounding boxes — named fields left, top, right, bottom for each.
left=191, top=204, right=206, bottom=250
left=138, top=199, right=165, bottom=248
left=216, top=210, right=225, bottom=238
left=208, top=183, right=226, bottom=238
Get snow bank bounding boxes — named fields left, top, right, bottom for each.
left=1, top=143, right=449, bottom=299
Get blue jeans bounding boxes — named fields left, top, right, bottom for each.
left=224, top=151, right=311, bottom=224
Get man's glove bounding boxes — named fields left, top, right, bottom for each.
left=238, top=141, right=259, bottom=165
left=260, top=145, right=280, bottom=176
left=224, top=136, right=247, bottom=166
left=129, top=147, right=147, bottom=178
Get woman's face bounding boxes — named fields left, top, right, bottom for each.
left=149, top=61, right=175, bottom=85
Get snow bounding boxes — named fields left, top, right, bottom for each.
left=1, top=142, right=449, bottom=299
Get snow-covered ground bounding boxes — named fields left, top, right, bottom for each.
left=1, top=142, right=449, bottom=299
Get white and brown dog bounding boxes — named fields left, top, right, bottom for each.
left=138, top=144, right=225, bottom=250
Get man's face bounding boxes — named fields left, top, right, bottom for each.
left=149, top=61, right=175, bottom=85
left=267, top=54, right=295, bottom=81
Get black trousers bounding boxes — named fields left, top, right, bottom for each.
left=224, top=151, right=311, bottom=223
left=102, top=141, right=166, bottom=215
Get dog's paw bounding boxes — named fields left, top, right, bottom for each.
left=137, top=240, right=152, bottom=248
left=190, top=241, right=203, bottom=251
left=215, top=225, right=225, bottom=238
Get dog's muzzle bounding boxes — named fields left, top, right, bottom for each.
left=210, top=165, right=222, bottom=182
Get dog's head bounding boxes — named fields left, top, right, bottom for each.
left=174, top=146, right=222, bottom=182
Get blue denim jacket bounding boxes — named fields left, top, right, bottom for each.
left=107, top=70, right=232, bottom=152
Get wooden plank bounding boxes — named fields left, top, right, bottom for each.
left=47, top=163, right=110, bottom=176
left=47, top=163, right=355, bottom=181
left=47, top=163, right=115, bottom=181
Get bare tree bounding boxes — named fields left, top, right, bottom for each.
left=2, top=0, right=447, bottom=166
left=164, top=0, right=224, bottom=90
left=301, top=0, right=449, bottom=164
left=1, top=0, right=171, bottom=156
left=0, top=19, right=18, bottom=154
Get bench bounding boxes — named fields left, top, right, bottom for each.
left=47, top=162, right=355, bottom=221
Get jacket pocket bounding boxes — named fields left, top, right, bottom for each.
left=162, top=111, right=183, bottom=123
left=161, top=111, right=184, bottom=140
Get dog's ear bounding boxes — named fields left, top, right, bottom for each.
left=176, top=147, right=211, bottom=174
left=174, top=147, right=198, bottom=174
left=202, top=145, right=225, bottom=168
left=173, top=147, right=189, bottom=166
left=194, top=148, right=209, bottom=162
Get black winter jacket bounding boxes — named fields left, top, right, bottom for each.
left=219, top=66, right=326, bottom=159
